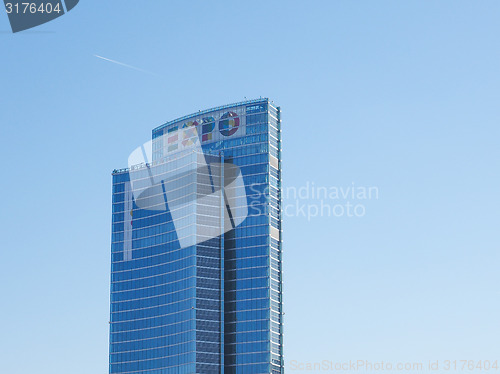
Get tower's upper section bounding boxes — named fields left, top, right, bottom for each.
left=151, top=98, right=279, bottom=162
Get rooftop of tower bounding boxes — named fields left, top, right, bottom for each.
left=152, top=97, right=272, bottom=134
left=112, top=97, right=278, bottom=175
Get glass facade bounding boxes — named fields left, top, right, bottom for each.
left=110, top=99, right=283, bottom=374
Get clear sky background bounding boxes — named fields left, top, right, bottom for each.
left=1, top=1, right=499, bottom=373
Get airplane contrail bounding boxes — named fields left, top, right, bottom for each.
left=94, top=54, right=158, bottom=75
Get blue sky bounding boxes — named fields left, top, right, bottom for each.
left=1, top=1, right=499, bottom=373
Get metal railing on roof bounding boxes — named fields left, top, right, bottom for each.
left=111, top=148, right=225, bottom=175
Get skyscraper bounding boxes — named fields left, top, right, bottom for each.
left=110, top=98, right=283, bottom=374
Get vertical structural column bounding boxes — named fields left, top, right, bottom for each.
left=220, top=152, right=225, bottom=374
left=278, top=106, right=284, bottom=374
